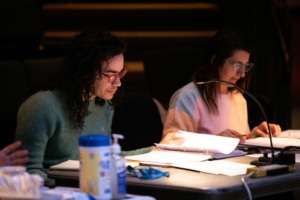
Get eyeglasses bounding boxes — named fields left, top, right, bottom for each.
left=100, top=67, right=128, bottom=83
left=226, top=60, right=254, bottom=73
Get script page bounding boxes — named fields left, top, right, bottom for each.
left=278, top=129, right=300, bottom=138
left=243, top=137, right=300, bottom=148
left=156, top=130, right=240, bottom=154
left=125, top=150, right=211, bottom=165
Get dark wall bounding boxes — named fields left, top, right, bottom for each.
left=290, top=13, right=300, bottom=107
left=219, top=0, right=292, bottom=130
left=0, top=1, right=296, bottom=150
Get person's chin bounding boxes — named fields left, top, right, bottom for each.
left=103, top=94, right=114, bottom=100
left=229, top=79, right=238, bottom=84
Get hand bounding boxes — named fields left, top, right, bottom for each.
left=159, top=132, right=185, bottom=145
left=0, top=141, right=29, bottom=167
left=252, top=121, right=282, bottom=138
left=218, top=129, right=246, bottom=143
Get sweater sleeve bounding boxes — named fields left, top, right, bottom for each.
left=163, top=83, right=200, bottom=135
left=121, top=146, right=154, bottom=156
left=15, top=92, right=57, bottom=186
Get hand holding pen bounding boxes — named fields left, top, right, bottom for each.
left=252, top=121, right=282, bottom=138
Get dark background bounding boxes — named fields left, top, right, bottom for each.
left=0, top=0, right=299, bottom=149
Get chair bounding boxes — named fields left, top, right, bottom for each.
left=112, top=93, right=165, bottom=151
left=23, top=57, right=63, bottom=93
left=143, top=46, right=204, bottom=109
left=0, top=60, right=30, bottom=149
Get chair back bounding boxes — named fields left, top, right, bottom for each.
left=112, top=93, right=164, bottom=151
left=143, top=47, right=204, bottom=109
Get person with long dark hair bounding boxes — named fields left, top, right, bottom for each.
left=160, top=27, right=281, bottom=144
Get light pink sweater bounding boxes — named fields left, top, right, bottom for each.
left=163, top=82, right=250, bottom=136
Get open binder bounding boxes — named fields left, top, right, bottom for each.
left=155, top=130, right=240, bottom=154
left=125, top=130, right=246, bottom=165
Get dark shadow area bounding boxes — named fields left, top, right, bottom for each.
left=143, top=46, right=205, bottom=109
left=0, top=0, right=43, bottom=61
left=246, top=95, right=273, bottom=129
left=112, top=93, right=163, bottom=151
left=0, top=61, right=30, bottom=149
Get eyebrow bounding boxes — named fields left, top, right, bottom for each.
left=103, top=70, right=119, bottom=73
left=232, top=61, right=248, bottom=64
left=103, top=66, right=126, bottom=73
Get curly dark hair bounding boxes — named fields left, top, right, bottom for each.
left=45, top=28, right=126, bottom=129
left=193, top=26, right=255, bottom=113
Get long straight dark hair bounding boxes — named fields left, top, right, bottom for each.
left=193, top=26, right=255, bottom=113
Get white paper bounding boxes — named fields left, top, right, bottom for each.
left=173, top=160, right=255, bottom=176
left=156, top=130, right=239, bottom=154
left=278, top=129, right=300, bottom=139
left=243, top=137, right=300, bottom=149
left=212, top=150, right=247, bottom=159
left=50, top=160, right=79, bottom=171
left=125, top=150, right=211, bottom=165
left=50, top=160, right=139, bottom=171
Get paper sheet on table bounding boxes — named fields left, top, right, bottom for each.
left=156, top=130, right=239, bottom=154
left=50, top=160, right=79, bottom=171
left=243, top=137, right=300, bottom=149
left=278, top=129, right=300, bottom=139
left=50, top=159, right=139, bottom=171
left=173, top=160, right=255, bottom=176
left=125, top=150, right=211, bottom=166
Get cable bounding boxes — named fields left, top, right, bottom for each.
left=241, top=171, right=255, bottom=200
left=196, top=79, right=275, bottom=160
left=280, top=146, right=300, bottom=154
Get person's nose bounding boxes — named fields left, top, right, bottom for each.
left=239, top=71, right=245, bottom=77
left=238, top=68, right=246, bottom=77
left=112, top=76, right=122, bottom=87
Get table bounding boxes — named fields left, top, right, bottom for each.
left=48, top=156, right=300, bottom=200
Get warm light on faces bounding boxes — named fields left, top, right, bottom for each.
left=219, top=50, right=251, bottom=82
left=226, top=60, right=254, bottom=73
left=219, top=50, right=251, bottom=93
left=90, top=54, right=125, bottom=101
left=101, top=67, right=128, bottom=83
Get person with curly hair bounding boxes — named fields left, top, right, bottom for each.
left=14, top=28, right=139, bottom=186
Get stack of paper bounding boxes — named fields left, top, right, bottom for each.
left=125, top=130, right=244, bottom=165
left=243, top=137, right=300, bottom=149
left=278, top=129, right=300, bottom=139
